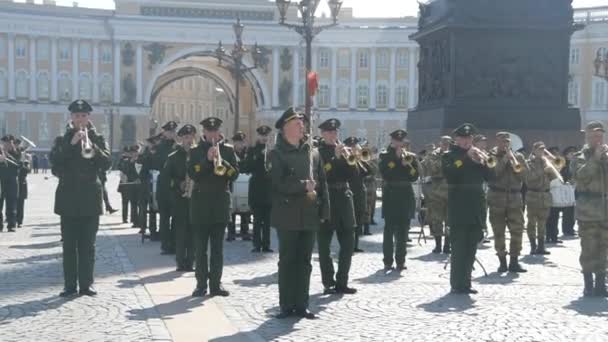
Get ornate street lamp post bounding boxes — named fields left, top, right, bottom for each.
left=214, top=18, right=264, bottom=135
left=275, top=0, right=343, bottom=121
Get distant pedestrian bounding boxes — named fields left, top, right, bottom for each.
left=32, top=154, right=39, bottom=174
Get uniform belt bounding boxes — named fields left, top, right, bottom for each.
left=328, top=182, right=350, bottom=190
left=527, top=188, right=550, bottom=193
left=489, top=186, right=521, bottom=194
left=384, top=181, right=412, bottom=187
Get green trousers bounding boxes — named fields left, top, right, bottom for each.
left=317, top=223, right=354, bottom=288
left=579, top=222, right=608, bottom=273
left=172, top=196, right=194, bottom=268
left=61, top=216, right=99, bottom=290
left=194, top=223, right=226, bottom=291
left=277, top=230, right=315, bottom=312
left=450, top=225, right=482, bottom=291
left=383, top=223, right=409, bottom=267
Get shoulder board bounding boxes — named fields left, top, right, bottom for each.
left=379, top=149, right=389, bottom=155
left=167, top=150, right=179, bottom=158
left=223, top=143, right=234, bottom=149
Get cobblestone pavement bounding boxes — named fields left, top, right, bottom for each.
left=1, top=173, right=607, bottom=342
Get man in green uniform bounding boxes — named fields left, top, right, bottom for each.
left=473, top=135, right=491, bottom=244
left=188, top=117, right=239, bottom=297
left=118, top=146, right=140, bottom=226
left=138, top=135, right=162, bottom=239
left=157, top=121, right=178, bottom=254
left=344, top=136, right=371, bottom=253
left=165, top=124, right=197, bottom=272
left=363, top=145, right=378, bottom=235
left=50, top=99, right=111, bottom=297
left=571, top=121, right=608, bottom=297
left=246, top=125, right=274, bottom=253
left=422, top=136, right=451, bottom=254
left=271, top=108, right=329, bottom=319
left=442, top=123, right=493, bottom=294
left=228, top=131, right=251, bottom=241
left=317, top=119, right=358, bottom=295
left=525, top=141, right=557, bottom=255
left=379, top=129, right=420, bottom=271
left=488, top=132, right=529, bottom=273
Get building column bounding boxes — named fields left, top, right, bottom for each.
left=113, top=41, right=121, bottom=104
left=8, top=34, right=15, bottom=100
left=389, top=48, right=397, bottom=111
left=369, top=48, right=377, bottom=110
left=408, top=46, right=417, bottom=109
left=72, top=39, right=79, bottom=100
left=292, top=48, right=300, bottom=107
left=272, top=47, right=280, bottom=108
left=51, top=38, right=58, bottom=102
left=93, top=42, right=99, bottom=103
left=29, top=37, right=37, bottom=102
left=349, top=47, right=357, bottom=110
left=136, top=42, right=143, bottom=104
left=330, top=48, right=337, bottom=110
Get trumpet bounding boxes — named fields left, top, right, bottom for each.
left=337, top=140, right=357, bottom=166
left=541, top=156, right=564, bottom=184
left=469, top=147, right=497, bottom=168
left=81, top=126, right=95, bottom=159
left=507, top=149, right=523, bottom=174
left=400, top=148, right=416, bottom=167
left=212, top=138, right=227, bottom=176
left=543, top=149, right=566, bottom=171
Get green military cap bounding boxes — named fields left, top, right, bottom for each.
left=162, top=121, right=178, bottom=131
left=452, top=123, right=477, bottom=137
left=318, top=118, right=341, bottom=131
left=532, top=141, right=546, bottom=150
left=256, top=125, right=272, bottom=136
left=343, top=136, right=359, bottom=146
left=584, top=121, right=605, bottom=133
left=68, top=99, right=93, bottom=113
left=200, top=117, right=223, bottom=130
left=496, top=131, right=511, bottom=140
left=275, top=107, right=304, bottom=129
left=232, top=131, right=246, bottom=142
left=178, top=124, right=197, bottom=137
left=390, top=129, right=407, bottom=141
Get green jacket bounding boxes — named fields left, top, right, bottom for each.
left=319, top=141, right=357, bottom=229
left=421, top=148, right=448, bottom=202
left=270, top=134, right=330, bottom=231
left=245, top=143, right=272, bottom=207
left=165, top=145, right=189, bottom=199
left=525, top=156, right=555, bottom=210
left=379, top=146, right=419, bottom=223
left=571, top=146, right=608, bottom=222
left=487, top=148, right=528, bottom=209
left=442, top=145, right=492, bottom=227
left=187, top=138, right=239, bottom=225
left=51, top=125, right=111, bottom=217
left=156, top=138, right=176, bottom=198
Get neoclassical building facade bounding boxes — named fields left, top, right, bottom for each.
left=0, top=0, right=607, bottom=151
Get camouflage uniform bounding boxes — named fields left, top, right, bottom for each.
left=487, top=146, right=528, bottom=272
left=525, top=154, right=556, bottom=255
left=422, top=148, right=449, bottom=253
left=571, top=139, right=608, bottom=297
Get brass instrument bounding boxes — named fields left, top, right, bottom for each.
left=212, top=138, right=227, bottom=176
left=507, top=149, right=523, bottom=173
left=264, top=134, right=276, bottom=172
left=336, top=140, right=357, bottom=166
left=359, top=147, right=372, bottom=162
left=19, top=136, right=37, bottom=152
left=0, top=145, right=19, bottom=166
left=400, top=148, right=416, bottom=167
left=469, top=147, right=497, bottom=168
left=543, top=149, right=566, bottom=171
left=81, top=126, right=95, bottom=159
left=182, top=141, right=195, bottom=198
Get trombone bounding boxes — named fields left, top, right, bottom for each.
left=543, top=149, right=566, bottom=170
left=212, top=138, right=227, bottom=176
left=507, top=149, right=524, bottom=174
left=540, top=149, right=565, bottom=183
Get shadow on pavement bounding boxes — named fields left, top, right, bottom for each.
left=474, top=271, right=519, bottom=285
left=417, top=292, right=476, bottom=313
left=9, top=241, right=62, bottom=250
left=118, top=270, right=184, bottom=289
left=0, top=295, right=77, bottom=325
left=232, top=272, right=278, bottom=288
left=127, top=295, right=208, bottom=321
left=564, top=297, right=608, bottom=317
left=354, top=268, right=403, bottom=284
left=520, top=254, right=556, bottom=266
left=3, top=252, right=62, bottom=265
left=411, top=252, right=450, bottom=263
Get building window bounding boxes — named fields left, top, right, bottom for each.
left=169, top=103, right=175, bottom=115
left=39, top=113, right=50, bottom=143
left=358, top=50, right=369, bottom=69
left=0, top=70, right=6, bottom=98
left=180, top=104, right=185, bottom=116
left=16, top=70, right=28, bottom=98
left=80, top=42, right=91, bottom=62
left=38, top=72, right=50, bottom=100
left=396, top=84, right=408, bottom=108
left=569, top=47, right=580, bottom=65
left=59, top=40, right=70, bottom=61
left=79, top=74, right=92, bottom=99
left=357, top=83, right=369, bottom=108
left=318, top=84, right=330, bottom=108
left=338, top=50, right=350, bottom=69
left=101, top=45, right=112, bottom=64
left=338, top=80, right=350, bottom=107
left=100, top=74, right=112, bottom=103
left=377, top=84, right=388, bottom=108
left=190, top=103, right=195, bottom=117
left=58, top=73, right=71, bottom=102
left=568, top=79, right=579, bottom=107
left=398, top=50, right=409, bottom=68
left=319, top=49, right=330, bottom=69
left=16, top=39, right=27, bottom=58
left=593, top=81, right=606, bottom=108
left=37, top=39, right=49, bottom=60
left=377, top=51, right=388, bottom=69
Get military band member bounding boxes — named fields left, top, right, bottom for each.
left=525, top=142, right=558, bottom=255
left=166, top=124, right=197, bottom=272
left=571, top=121, right=608, bottom=297
left=344, top=136, right=371, bottom=253
left=362, top=146, right=378, bottom=235
left=546, top=146, right=577, bottom=242
left=379, top=129, right=420, bottom=271
left=228, top=131, right=251, bottom=241
left=271, top=108, right=329, bottom=319
left=442, top=123, right=493, bottom=294
left=51, top=100, right=111, bottom=297
left=473, top=134, right=490, bottom=244
left=422, top=136, right=452, bottom=254
left=138, top=135, right=161, bottom=239
left=0, top=135, right=21, bottom=232
left=15, top=140, right=31, bottom=228
left=118, top=146, right=140, bottom=226
left=158, top=121, right=178, bottom=255
left=488, top=132, right=529, bottom=273
left=246, top=125, right=274, bottom=253
left=189, top=117, right=239, bottom=297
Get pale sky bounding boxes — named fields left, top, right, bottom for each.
left=16, top=0, right=608, bottom=18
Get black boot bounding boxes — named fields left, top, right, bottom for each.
left=432, top=236, right=442, bottom=254
left=508, top=256, right=527, bottom=273
left=442, top=235, right=451, bottom=254
left=497, top=255, right=508, bottom=273
left=363, top=224, right=371, bottom=235
left=529, top=239, right=537, bottom=255
left=593, top=273, right=607, bottom=297
left=535, top=239, right=550, bottom=255
left=583, top=273, right=594, bottom=297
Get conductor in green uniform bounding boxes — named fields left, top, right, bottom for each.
left=188, top=117, right=239, bottom=297
left=441, top=123, right=493, bottom=294
left=51, top=100, right=111, bottom=297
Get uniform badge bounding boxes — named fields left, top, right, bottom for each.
left=194, top=164, right=201, bottom=173
left=227, top=168, right=236, bottom=177
left=388, top=161, right=396, bottom=169
left=454, top=160, right=463, bottom=168
left=410, top=168, right=417, bottom=176
left=324, top=163, right=332, bottom=172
